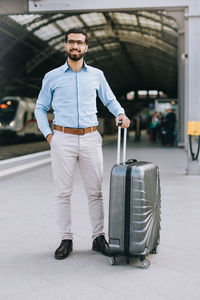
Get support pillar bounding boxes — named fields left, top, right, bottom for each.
left=186, top=11, right=200, bottom=175
left=166, top=9, right=186, bottom=148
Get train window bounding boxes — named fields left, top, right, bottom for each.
left=0, top=99, right=18, bottom=124
left=31, top=112, right=35, bottom=121
left=23, top=111, right=28, bottom=126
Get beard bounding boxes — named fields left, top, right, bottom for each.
left=67, top=49, right=86, bottom=61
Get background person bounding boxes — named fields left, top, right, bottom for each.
left=164, top=108, right=176, bottom=146
left=149, top=111, right=159, bottom=142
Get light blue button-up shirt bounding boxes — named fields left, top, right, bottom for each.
left=35, top=61, right=125, bottom=137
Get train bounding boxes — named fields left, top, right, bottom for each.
left=0, top=96, right=120, bottom=139
left=0, top=96, right=53, bottom=138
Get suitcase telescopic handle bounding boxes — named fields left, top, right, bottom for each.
left=117, top=121, right=127, bottom=164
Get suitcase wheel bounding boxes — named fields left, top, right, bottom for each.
left=108, top=256, right=116, bottom=266
left=151, top=244, right=159, bottom=254
left=140, top=259, right=150, bottom=269
left=152, top=247, right=158, bottom=254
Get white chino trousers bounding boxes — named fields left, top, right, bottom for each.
left=50, top=129, right=104, bottom=240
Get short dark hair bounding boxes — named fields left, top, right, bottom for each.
left=65, top=27, right=88, bottom=44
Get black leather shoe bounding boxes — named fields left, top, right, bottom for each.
left=92, top=235, right=111, bottom=256
left=54, top=239, right=73, bottom=260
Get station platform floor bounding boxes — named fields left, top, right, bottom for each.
left=0, top=132, right=199, bottom=300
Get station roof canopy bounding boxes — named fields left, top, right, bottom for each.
left=0, top=11, right=178, bottom=98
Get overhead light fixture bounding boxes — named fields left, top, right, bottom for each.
left=138, top=90, right=147, bottom=96
left=149, top=90, right=158, bottom=96
left=127, top=91, right=135, bottom=100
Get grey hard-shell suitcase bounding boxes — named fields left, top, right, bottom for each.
left=108, top=124, right=161, bottom=268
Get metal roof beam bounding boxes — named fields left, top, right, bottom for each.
left=0, top=16, right=59, bottom=65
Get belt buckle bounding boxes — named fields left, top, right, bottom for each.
left=77, top=128, right=84, bottom=135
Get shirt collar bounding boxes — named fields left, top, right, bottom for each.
left=62, top=60, right=88, bottom=72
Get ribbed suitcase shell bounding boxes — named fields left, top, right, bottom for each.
left=108, top=160, right=161, bottom=258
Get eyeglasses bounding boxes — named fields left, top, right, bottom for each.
left=67, top=40, right=86, bottom=46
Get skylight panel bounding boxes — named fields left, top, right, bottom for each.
left=51, top=14, right=65, bottom=19
left=27, top=18, right=48, bottom=31
left=48, top=36, right=64, bottom=46
left=34, top=23, right=61, bottom=41
left=54, top=42, right=64, bottom=51
left=56, top=16, right=83, bottom=31
left=139, top=17, right=162, bottom=30
left=10, top=14, right=41, bottom=25
left=112, top=12, right=138, bottom=26
left=119, top=30, right=148, bottom=48
left=130, top=31, right=142, bottom=37
left=157, top=40, right=176, bottom=55
left=140, top=11, right=161, bottom=22
left=80, top=12, right=107, bottom=26
left=89, top=46, right=103, bottom=52
left=118, top=29, right=141, bottom=39
left=163, top=16, right=178, bottom=29
left=94, top=30, right=107, bottom=37
left=143, top=34, right=176, bottom=55
left=104, top=42, right=119, bottom=49
left=163, top=26, right=177, bottom=36
left=143, top=34, right=157, bottom=44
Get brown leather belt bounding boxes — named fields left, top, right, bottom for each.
left=54, top=125, right=98, bottom=135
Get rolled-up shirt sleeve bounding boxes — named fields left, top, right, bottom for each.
left=97, top=71, right=125, bottom=117
left=35, top=74, right=53, bottom=138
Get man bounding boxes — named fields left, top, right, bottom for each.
left=164, top=108, right=176, bottom=146
left=35, top=27, right=130, bottom=260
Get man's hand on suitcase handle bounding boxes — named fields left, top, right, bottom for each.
left=115, top=114, right=130, bottom=128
